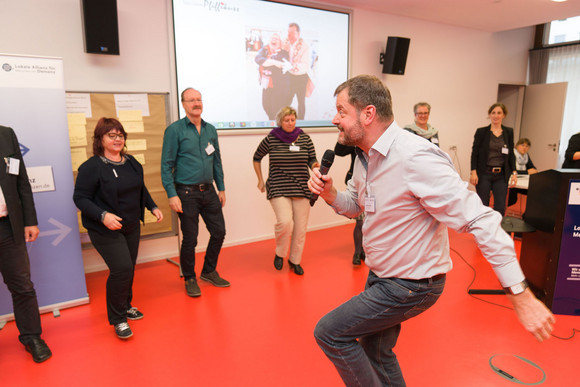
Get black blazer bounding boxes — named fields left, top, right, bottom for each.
left=470, top=125, right=515, bottom=183
left=73, top=154, right=156, bottom=235
left=562, top=133, right=580, bottom=169
left=0, top=126, right=38, bottom=244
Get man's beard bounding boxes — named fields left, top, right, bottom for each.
left=338, top=119, right=364, bottom=146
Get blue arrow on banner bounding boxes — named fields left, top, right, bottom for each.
left=39, top=218, right=72, bottom=246
left=19, top=142, right=30, bottom=156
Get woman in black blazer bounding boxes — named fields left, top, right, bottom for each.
left=469, top=103, right=517, bottom=216
left=74, top=118, right=163, bottom=340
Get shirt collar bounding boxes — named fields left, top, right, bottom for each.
left=184, top=116, right=205, bottom=130
left=369, top=120, right=401, bottom=157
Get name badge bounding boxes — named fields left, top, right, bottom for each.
left=365, top=196, right=376, bottom=213
left=7, top=157, right=20, bottom=175
left=205, top=143, right=215, bottom=155
left=501, top=146, right=509, bottom=154
left=289, top=145, right=300, bottom=152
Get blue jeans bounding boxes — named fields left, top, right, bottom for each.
left=476, top=172, right=508, bottom=215
left=314, top=271, right=446, bottom=387
left=177, top=185, right=226, bottom=280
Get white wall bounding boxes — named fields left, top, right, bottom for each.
left=0, top=1, right=534, bottom=272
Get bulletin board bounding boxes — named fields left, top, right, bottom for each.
left=66, top=92, right=175, bottom=239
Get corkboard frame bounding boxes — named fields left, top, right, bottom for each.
left=67, top=92, right=177, bottom=244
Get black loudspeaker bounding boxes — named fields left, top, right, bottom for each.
left=381, top=37, right=410, bottom=75
left=81, top=0, right=120, bottom=55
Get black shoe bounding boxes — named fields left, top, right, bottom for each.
left=127, top=307, right=144, bottom=320
left=352, top=252, right=362, bottom=265
left=23, top=337, right=52, bottom=363
left=114, top=322, right=133, bottom=339
left=288, top=260, right=304, bottom=275
left=274, top=255, right=283, bottom=270
left=185, top=278, right=201, bottom=297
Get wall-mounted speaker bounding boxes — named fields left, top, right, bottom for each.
left=381, top=37, right=410, bottom=75
left=81, top=0, right=120, bottom=55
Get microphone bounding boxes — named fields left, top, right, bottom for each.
left=310, top=149, right=335, bottom=206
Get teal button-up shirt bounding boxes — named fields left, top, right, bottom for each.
left=161, top=117, right=225, bottom=198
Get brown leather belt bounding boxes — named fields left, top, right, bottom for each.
left=403, top=273, right=446, bottom=284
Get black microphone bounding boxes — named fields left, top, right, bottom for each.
left=310, top=149, right=335, bottom=206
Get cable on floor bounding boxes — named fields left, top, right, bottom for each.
left=449, top=246, right=579, bottom=341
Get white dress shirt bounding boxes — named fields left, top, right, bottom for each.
left=330, top=121, right=524, bottom=287
left=0, top=186, right=8, bottom=216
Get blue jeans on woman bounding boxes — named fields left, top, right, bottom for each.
left=314, top=271, right=446, bottom=387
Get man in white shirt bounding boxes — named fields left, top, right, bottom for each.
left=308, top=75, right=555, bottom=386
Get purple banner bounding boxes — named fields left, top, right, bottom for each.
left=552, top=179, right=580, bottom=315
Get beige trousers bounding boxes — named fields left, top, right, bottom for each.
left=269, top=197, right=310, bottom=264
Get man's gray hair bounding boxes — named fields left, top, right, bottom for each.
left=334, top=75, right=393, bottom=122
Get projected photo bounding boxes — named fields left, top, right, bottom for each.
left=173, top=0, right=349, bottom=129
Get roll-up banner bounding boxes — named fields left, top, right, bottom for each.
left=0, top=54, right=88, bottom=321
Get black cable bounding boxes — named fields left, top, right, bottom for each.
left=449, top=246, right=579, bottom=341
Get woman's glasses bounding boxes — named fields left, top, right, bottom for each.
left=106, top=133, right=125, bottom=140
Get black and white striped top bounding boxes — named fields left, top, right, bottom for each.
left=253, top=133, right=318, bottom=200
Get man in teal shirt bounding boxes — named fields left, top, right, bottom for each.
left=161, top=88, right=230, bottom=297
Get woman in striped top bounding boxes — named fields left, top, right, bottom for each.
left=253, top=106, right=319, bottom=275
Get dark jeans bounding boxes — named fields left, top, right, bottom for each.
left=476, top=172, right=508, bottom=215
left=88, top=221, right=140, bottom=325
left=314, top=271, right=446, bottom=387
left=177, top=185, right=226, bottom=281
left=0, top=216, right=42, bottom=344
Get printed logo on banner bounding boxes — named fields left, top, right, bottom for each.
left=0, top=55, right=63, bottom=89
left=568, top=182, right=580, bottom=205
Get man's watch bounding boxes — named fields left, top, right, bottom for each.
left=504, top=280, right=528, bottom=295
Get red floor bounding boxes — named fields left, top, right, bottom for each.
left=1, top=225, right=578, bottom=386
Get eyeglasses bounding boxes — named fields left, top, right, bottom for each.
left=183, top=99, right=203, bottom=103
left=415, top=112, right=429, bottom=116
left=106, top=133, right=125, bottom=140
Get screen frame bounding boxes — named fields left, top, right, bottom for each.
left=170, top=0, right=352, bottom=131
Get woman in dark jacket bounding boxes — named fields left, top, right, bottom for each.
left=74, top=118, right=163, bottom=340
left=469, top=103, right=517, bottom=215
left=562, top=132, right=580, bottom=168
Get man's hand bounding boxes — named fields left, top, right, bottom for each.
left=218, top=191, right=226, bottom=207
left=169, top=196, right=182, bottom=213
left=24, top=226, right=39, bottom=242
left=508, top=288, right=556, bottom=342
left=308, top=167, right=336, bottom=204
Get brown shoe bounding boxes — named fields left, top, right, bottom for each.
left=200, top=271, right=230, bottom=287
left=185, top=278, right=201, bottom=297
